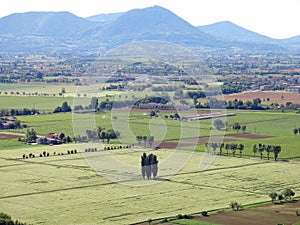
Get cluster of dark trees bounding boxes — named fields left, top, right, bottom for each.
left=195, top=97, right=266, bottom=110
left=186, top=90, right=206, bottom=99
left=53, top=101, right=71, bottom=113
left=0, top=108, right=39, bottom=117
left=85, top=127, right=120, bottom=143
left=136, top=136, right=154, bottom=148
left=206, top=142, right=245, bottom=157
left=252, top=143, right=282, bottom=160
left=25, top=129, right=37, bottom=143
left=141, top=153, right=158, bottom=180
left=269, top=188, right=296, bottom=203
left=136, top=96, right=170, bottom=105
left=74, top=97, right=114, bottom=112
left=232, top=122, right=247, bottom=133
left=0, top=212, right=27, bottom=225
left=57, top=133, right=72, bottom=144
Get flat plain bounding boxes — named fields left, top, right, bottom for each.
left=1, top=146, right=300, bottom=225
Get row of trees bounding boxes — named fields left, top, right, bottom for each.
left=86, top=127, right=120, bottom=143
left=141, top=153, right=158, bottom=179
left=195, top=97, right=266, bottom=110
left=0, top=108, right=39, bottom=117
left=252, top=143, right=281, bottom=160
left=269, top=188, right=296, bottom=203
left=206, top=142, right=245, bottom=157
left=22, top=149, right=78, bottom=159
left=205, top=142, right=282, bottom=160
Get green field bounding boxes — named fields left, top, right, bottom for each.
left=0, top=145, right=299, bottom=225
left=2, top=109, right=300, bottom=159
left=1, top=91, right=300, bottom=225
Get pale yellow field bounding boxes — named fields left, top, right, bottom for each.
left=1, top=144, right=300, bottom=225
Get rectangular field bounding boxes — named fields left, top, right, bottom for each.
left=0, top=145, right=300, bottom=225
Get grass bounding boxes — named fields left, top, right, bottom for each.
left=1, top=109, right=300, bottom=160
left=0, top=139, right=36, bottom=150
left=0, top=146, right=300, bottom=225
left=0, top=95, right=75, bottom=112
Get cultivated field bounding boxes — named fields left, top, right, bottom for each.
left=220, top=91, right=300, bottom=105
left=0, top=146, right=300, bottom=225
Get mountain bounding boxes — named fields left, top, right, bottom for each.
left=197, top=21, right=286, bottom=51
left=198, top=21, right=273, bottom=43
left=0, top=6, right=299, bottom=54
left=96, top=6, right=227, bottom=48
left=86, top=12, right=123, bottom=23
left=0, top=11, right=95, bottom=38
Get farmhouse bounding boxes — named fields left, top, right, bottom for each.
left=37, top=133, right=61, bottom=145
left=0, top=117, right=19, bottom=129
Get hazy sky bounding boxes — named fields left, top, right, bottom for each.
left=1, top=0, right=299, bottom=39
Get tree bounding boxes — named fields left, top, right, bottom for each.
left=54, top=101, right=71, bottom=113
left=265, top=145, right=272, bottom=160
left=214, top=119, right=225, bottom=130
left=238, top=144, right=244, bottom=157
left=225, top=143, right=230, bottom=156
left=26, top=129, right=37, bottom=143
left=136, top=136, right=142, bottom=144
left=90, top=97, right=99, bottom=109
left=278, top=194, right=284, bottom=202
left=231, top=143, right=237, bottom=157
left=232, top=122, right=241, bottom=132
left=141, top=153, right=158, bottom=179
left=273, top=145, right=281, bottom=161
left=258, top=143, right=265, bottom=160
left=241, top=125, right=247, bottom=133
left=269, top=192, right=278, bottom=203
left=143, top=136, right=148, bottom=148
left=149, top=110, right=156, bottom=117
left=97, top=126, right=104, bottom=140
left=282, top=188, right=295, bottom=201
left=230, top=201, right=241, bottom=211
left=59, top=132, right=65, bottom=140
left=141, top=152, right=147, bottom=179
left=219, top=143, right=224, bottom=155
left=61, top=101, right=71, bottom=112
left=148, top=136, right=154, bottom=148
left=252, top=144, right=258, bottom=156
left=211, top=143, right=218, bottom=155
left=293, top=128, right=299, bottom=136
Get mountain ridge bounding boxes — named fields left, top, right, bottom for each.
left=0, top=6, right=299, bottom=54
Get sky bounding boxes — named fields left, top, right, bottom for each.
left=0, top=0, right=299, bottom=39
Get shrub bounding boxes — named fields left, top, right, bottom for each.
left=201, top=211, right=208, bottom=217
left=175, top=214, right=183, bottom=220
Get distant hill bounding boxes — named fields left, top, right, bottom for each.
left=197, top=21, right=286, bottom=51
left=0, top=11, right=95, bottom=37
left=0, top=6, right=299, bottom=54
left=96, top=6, right=227, bottom=48
left=198, top=21, right=273, bottom=43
